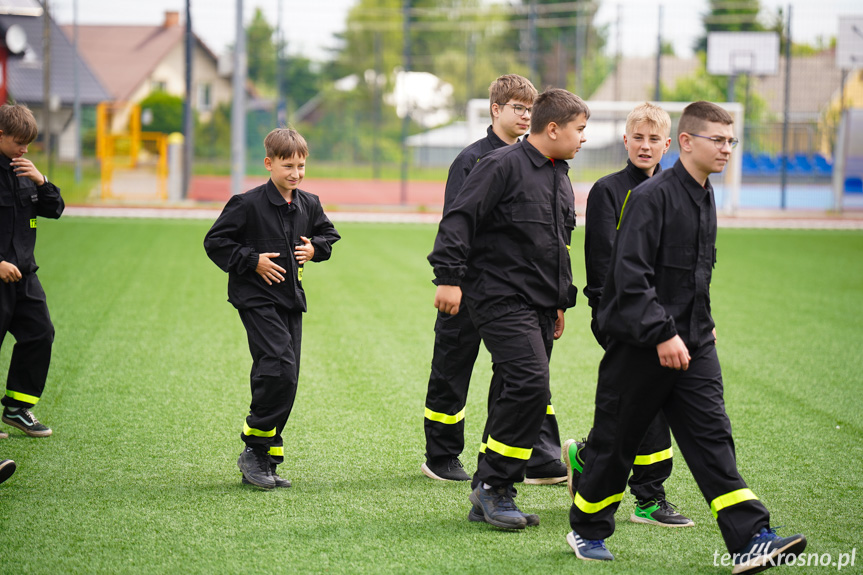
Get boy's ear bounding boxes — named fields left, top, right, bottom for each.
left=264, top=156, right=273, bottom=171
left=547, top=121, right=559, bottom=140
left=678, top=132, right=692, bottom=153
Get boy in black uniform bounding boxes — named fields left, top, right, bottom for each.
left=429, top=88, right=588, bottom=529
left=204, top=128, right=340, bottom=489
left=565, top=102, right=806, bottom=574
left=0, top=104, right=63, bottom=438
left=422, top=74, right=566, bottom=485
left=564, top=102, right=693, bottom=527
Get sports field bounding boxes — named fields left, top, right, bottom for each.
left=1, top=218, right=861, bottom=574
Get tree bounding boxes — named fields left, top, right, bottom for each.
left=139, top=91, right=185, bottom=134
left=694, top=0, right=768, bottom=53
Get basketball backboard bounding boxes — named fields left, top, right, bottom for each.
left=836, top=16, right=863, bottom=70
left=707, top=32, right=779, bottom=76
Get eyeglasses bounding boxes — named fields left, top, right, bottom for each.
left=689, top=133, right=739, bottom=150
left=503, top=103, right=532, bottom=117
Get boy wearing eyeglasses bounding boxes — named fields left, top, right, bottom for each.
left=566, top=102, right=806, bottom=573
left=421, top=74, right=566, bottom=487
left=563, top=103, right=694, bottom=528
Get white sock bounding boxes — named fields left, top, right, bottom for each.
left=482, top=482, right=492, bottom=490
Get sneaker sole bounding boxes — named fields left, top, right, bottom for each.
left=242, top=476, right=288, bottom=488
left=420, top=462, right=470, bottom=482
left=468, top=492, right=527, bottom=530
left=523, top=475, right=566, bottom=485
left=562, top=439, right=578, bottom=500
left=731, top=535, right=807, bottom=575
left=237, top=461, right=275, bottom=489
left=0, top=430, right=7, bottom=439
left=469, top=505, right=540, bottom=526
left=566, top=531, right=613, bottom=561
left=2, top=416, right=52, bottom=437
left=0, top=460, right=15, bottom=485
left=629, top=514, right=695, bottom=527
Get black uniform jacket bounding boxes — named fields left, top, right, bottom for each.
left=428, top=137, right=578, bottom=326
left=597, top=159, right=717, bottom=350
left=443, top=125, right=509, bottom=214
left=0, top=155, right=64, bottom=275
left=204, top=179, right=340, bottom=312
left=583, top=160, right=661, bottom=313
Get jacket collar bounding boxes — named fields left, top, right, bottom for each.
left=265, top=178, right=293, bottom=206
left=486, top=125, right=509, bottom=148
left=671, top=159, right=712, bottom=203
left=624, top=158, right=660, bottom=184
left=521, top=137, right=569, bottom=172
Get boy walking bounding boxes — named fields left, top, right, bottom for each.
left=422, top=74, right=566, bottom=485
left=566, top=102, right=806, bottom=574
left=564, top=102, right=693, bottom=527
left=0, top=104, right=63, bottom=438
left=204, top=128, right=340, bottom=489
left=429, top=88, right=588, bottom=529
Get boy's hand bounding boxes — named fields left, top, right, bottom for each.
left=255, top=252, right=286, bottom=285
left=10, top=157, right=45, bottom=185
left=434, top=285, right=462, bottom=315
left=0, top=261, right=22, bottom=283
left=553, top=309, right=565, bottom=340
left=657, top=335, right=690, bottom=371
left=294, top=236, right=314, bottom=264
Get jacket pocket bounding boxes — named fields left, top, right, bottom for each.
left=655, top=245, right=695, bottom=304
left=511, top=202, right=552, bottom=224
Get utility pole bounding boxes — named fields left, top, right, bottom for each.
left=399, top=0, right=411, bottom=205
left=41, top=0, right=52, bottom=179
left=73, top=0, right=81, bottom=183
left=183, top=0, right=194, bottom=199
left=654, top=4, right=663, bottom=102
left=231, top=0, right=247, bottom=196
left=779, top=5, right=792, bottom=209
left=275, top=0, right=285, bottom=127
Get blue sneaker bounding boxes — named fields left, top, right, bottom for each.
left=563, top=438, right=586, bottom=500
left=468, top=486, right=539, bottom=526
left=732, top=527, right=807, bottom=574
left=566, top=531, right=614, bottom=561
left=469, top=485, right=528, bottom=530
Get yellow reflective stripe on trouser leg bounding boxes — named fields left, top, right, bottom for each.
left=424, top=406, right=466, bottom=425
left=633, top=447, right=673, bottom=466
left=5, top=389, right=40, bottom=405
left=710, top=488, right=759, bottom=519
left=574, top=490, right=626, bottom=514
left=485, top=435, right=532, bottom=460
left=479, top=442, right=487, bottom=453
left=243, top=421, right=276, bottom=438
left=268, top=446, right=284, bottom=457
left=546, top=405, right=555, bottom=415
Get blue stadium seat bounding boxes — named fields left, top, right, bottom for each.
left=845, top=177, right=863, bottom=194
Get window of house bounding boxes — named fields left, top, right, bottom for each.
left=197, top=84, right=212, bottom=112
left=151, top=80, right=167, bottom=92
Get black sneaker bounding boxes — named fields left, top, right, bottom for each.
left=2, top=407, right=52, bottom=437
left=421, top=456, right=470, bottom=481
left=468, top=485, right=539, bottom=526
left=524, top=459, right=567, bottom=485
left=563, top=438, right=586, bottom=499
left=0, top=459, right=15, bottom=485
left=732, top=527, right=807, bottom=574
left=242, top=465, right=291, bottom=488
left=631, top=497, right=695, bottom=527
left=469, top=485, right=529, bottom=530
left=237, top=446, right=275, bottom=489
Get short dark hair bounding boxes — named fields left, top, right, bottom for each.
left=264, top=128, right=309, bottom=159
left=488, top=74, right=538, bottom=120
left=677, top=101, right=733, bottom=138
left=0, top=104, right=39, bottom=144
left=530, top=88, right=590, bottom=134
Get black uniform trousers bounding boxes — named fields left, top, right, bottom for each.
left=466, top=303, right=556, bottom=487
left=0, top=274, right=54, bottom=408
left=238, top=304, right=302, bottom=465
left=424, top=307, right=562, bottom=470
left=591, top=317, right=673, bottom=501
left=570, top=340, right=770, bottom=553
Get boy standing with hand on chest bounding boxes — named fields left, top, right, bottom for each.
left=205, top=128, right=340, bottom=489
left=0, top=104, right=63, bottom=439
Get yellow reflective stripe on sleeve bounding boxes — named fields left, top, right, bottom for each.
left=633, top=447, right=673, bottom=466
left=5, top=389, right=40, bottom=405
left=268, top=446, right=284, bottom=457
left=574, top=490, right=625, bottom=514
left=710, top=488, right=759, bottom=518
left=486, top=435, right=532, bottom=460
left=616, top=189, right=632, bottom=230
left=243, top=421, right=276, bottom=438
left=546, top=405, right=555, bottom=415
left=30, top=218, right=37, bottom=228
left=424, top=406, right=466, bottom=425
left=298, top=266, right=303, bottom=282
left=566, top=244, right=571, bottom=253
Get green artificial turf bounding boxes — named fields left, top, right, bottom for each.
left=0, top=220, right=861, bottom=574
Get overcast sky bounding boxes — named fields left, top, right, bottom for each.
left=48, top=0, right=862, bottom=62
